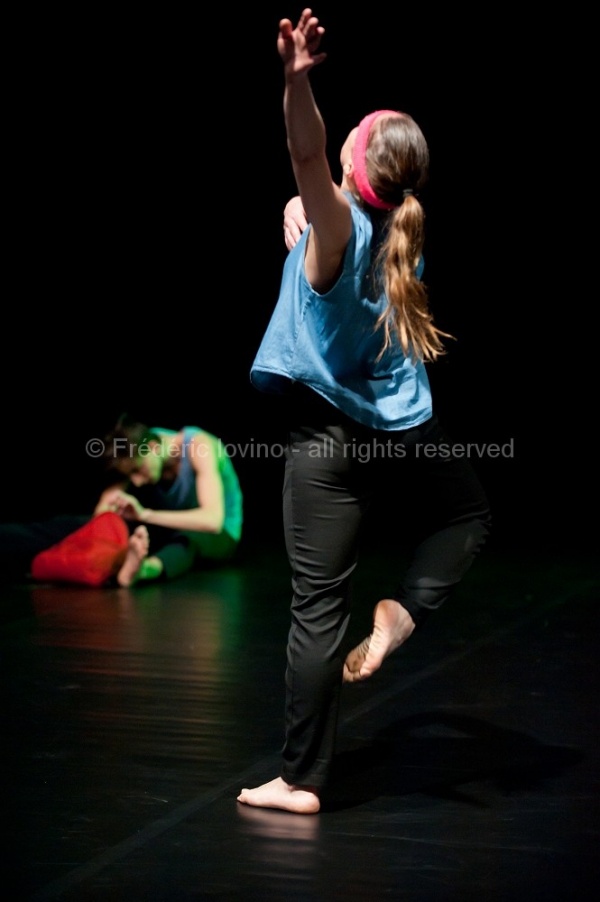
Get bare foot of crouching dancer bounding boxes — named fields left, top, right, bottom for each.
left=343, top=599, right=416, bottom=683
left=237, top=777, right=320, bottom=814
left=117, top=525, right=150, bottom=587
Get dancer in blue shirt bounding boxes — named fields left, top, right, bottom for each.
left=238, top=9, right=490, bottom=814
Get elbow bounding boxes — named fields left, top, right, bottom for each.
left=189, top=505, right=225, bottom=535
left=204, top=513, right=225, bottom=535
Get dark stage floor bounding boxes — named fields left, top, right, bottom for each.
left=3, top=538, right=599, bottom=901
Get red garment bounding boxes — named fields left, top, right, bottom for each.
left=31, top=512, right=129, bottom=587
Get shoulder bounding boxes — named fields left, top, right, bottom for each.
left=182, top=426, right=215, bottom=444
left=185, top=429, right=223, bottom=470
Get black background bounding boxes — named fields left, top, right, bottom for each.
left=3, top=4, right=592, bottom=553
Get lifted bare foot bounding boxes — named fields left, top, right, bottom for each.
left=237, top=777, right=320, bottom=814
left=117, top=526, right=150, bottom=587
left=343, top=599, right=415, bottom=683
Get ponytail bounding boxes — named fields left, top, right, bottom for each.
left=374, top=195, right=453, bottom=363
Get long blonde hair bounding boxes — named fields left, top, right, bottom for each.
left=365, top=114, right=454, bottom=363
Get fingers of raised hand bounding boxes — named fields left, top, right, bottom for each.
left=298, top=9, right=323, bottom=43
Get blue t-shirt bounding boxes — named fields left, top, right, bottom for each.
left=251, top=196, right=432, bottom=431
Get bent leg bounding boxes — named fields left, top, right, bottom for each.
left=154, top=541, right=194, bottom=581
left=393, top=419, right=491, bottom=626
left=344, top=416, right=491, bottom=681
left=154, top=531, right=238, bottom=581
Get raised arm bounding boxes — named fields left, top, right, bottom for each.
left=278, top=9, right=351, bottom=291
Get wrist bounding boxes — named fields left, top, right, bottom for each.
left=140, top=508, right=153, bottom=523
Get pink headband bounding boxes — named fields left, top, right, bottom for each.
left=352, top=110, right=400, bottom=211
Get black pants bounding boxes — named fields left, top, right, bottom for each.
left=280, top=390, right=491, bottom=788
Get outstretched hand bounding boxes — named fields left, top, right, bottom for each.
left=278, top=8, right=326, bottom=76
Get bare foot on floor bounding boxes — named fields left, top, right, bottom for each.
left=117, top=526, right=150, bottom=587
left=237, top=777, right=320, bottom=814
left=343, top=599, right=415, bottom=683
